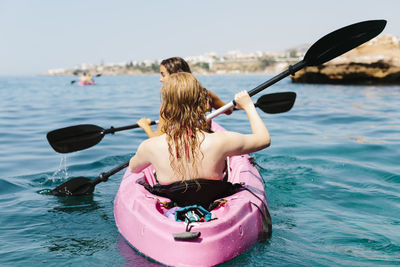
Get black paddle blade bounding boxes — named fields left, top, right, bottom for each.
left=70, top=80, right=77, bottom=84
left=47, top=124, right=105, bottom=153
left=255, top=92, right=296, bottom=114
left=49, top=177, right=95, bottom=196
left=305, top=20, right=386, bottom=66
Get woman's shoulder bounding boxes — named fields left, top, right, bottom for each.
left=205, top=131, right=240, bottom=143
left=147, top=134, right=168, bottom=149
left=136, top=135, right=167, bottom=159
left=139, top=134, right=164, bottom=147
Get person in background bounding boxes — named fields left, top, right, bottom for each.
left=79, top=72, right=94, bottom=83
left=129, top=72, right=270, bottom=185
left=137, top=57, right=232, bottom=138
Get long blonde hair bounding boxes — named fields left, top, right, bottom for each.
left=160, top=73, right=210, bottom=182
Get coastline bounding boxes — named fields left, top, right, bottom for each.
left=45, top=48, right=306, bottom=77
left=45, top=34, right=400, bottom=84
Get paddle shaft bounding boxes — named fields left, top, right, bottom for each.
left=249, top=61, right=306, bottom=97
left=207, top=62, right=306, bottom=120
left=93, top=161, right=129, bottom=185
left=103, top=120, right=158, bottom=134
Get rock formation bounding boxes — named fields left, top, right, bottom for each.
left=291, top=35, right=400, bottom=84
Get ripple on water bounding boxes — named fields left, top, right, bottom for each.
left=0, top=178, right=25, bottom=195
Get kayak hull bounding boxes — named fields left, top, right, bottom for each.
left=78, top=80, right=96, bottom=86
left=114, top=121, right=269, bottom=266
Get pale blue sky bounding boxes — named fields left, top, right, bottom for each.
left=0, top=0, right=398, bottom=75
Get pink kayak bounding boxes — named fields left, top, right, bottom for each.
left=114, top=121, right=271, bottom=266
left=78, top=80, right=96, bottom=86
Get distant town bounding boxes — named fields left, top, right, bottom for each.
left=46, top=45, right=309, bottom=76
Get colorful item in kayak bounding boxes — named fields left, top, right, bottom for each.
left=174, top=205, right=213, bottom=223
left=114, top=121, right=271, bottom=266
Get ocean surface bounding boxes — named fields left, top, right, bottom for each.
left=0, top=75, right=399, bottom=266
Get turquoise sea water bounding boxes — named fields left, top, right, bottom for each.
left=0, top=75, right=399, bottom=266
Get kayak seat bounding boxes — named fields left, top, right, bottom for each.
left=138, top=179, right=243, bottom=210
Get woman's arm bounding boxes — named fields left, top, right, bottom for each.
left=220, top=90, right=270, bottom=156
left=137, top=116, right=164, bottom=138
left=137, top=118, right=156, bottom=137
left=129, top=140, right=152, bottom=173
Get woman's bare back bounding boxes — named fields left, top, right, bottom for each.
left=142, top=132, right=230, bottom=185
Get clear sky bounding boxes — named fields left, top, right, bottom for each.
left=0, top=0, right=399, bottom=76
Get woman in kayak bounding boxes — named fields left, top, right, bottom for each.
left=129, top=72, right=270, bottom=185
left=137, top=57, right=232, bottom=138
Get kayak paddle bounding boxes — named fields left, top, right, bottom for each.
left=47, top=92, right=296, bottom=154
left=49, top=91, right=297, bottom=196
left=71, top=73, right=102, bottom=84
left=207, top=19, right=386, bottom=118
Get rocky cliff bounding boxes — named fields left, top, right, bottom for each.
left=291, top=35, right=400, bottom=84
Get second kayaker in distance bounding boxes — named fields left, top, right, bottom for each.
left=78, top=72, right=95, bottom=85
left=137, top=57, right=232, bottom=138
left=129, top=72, right=270, bottom=185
